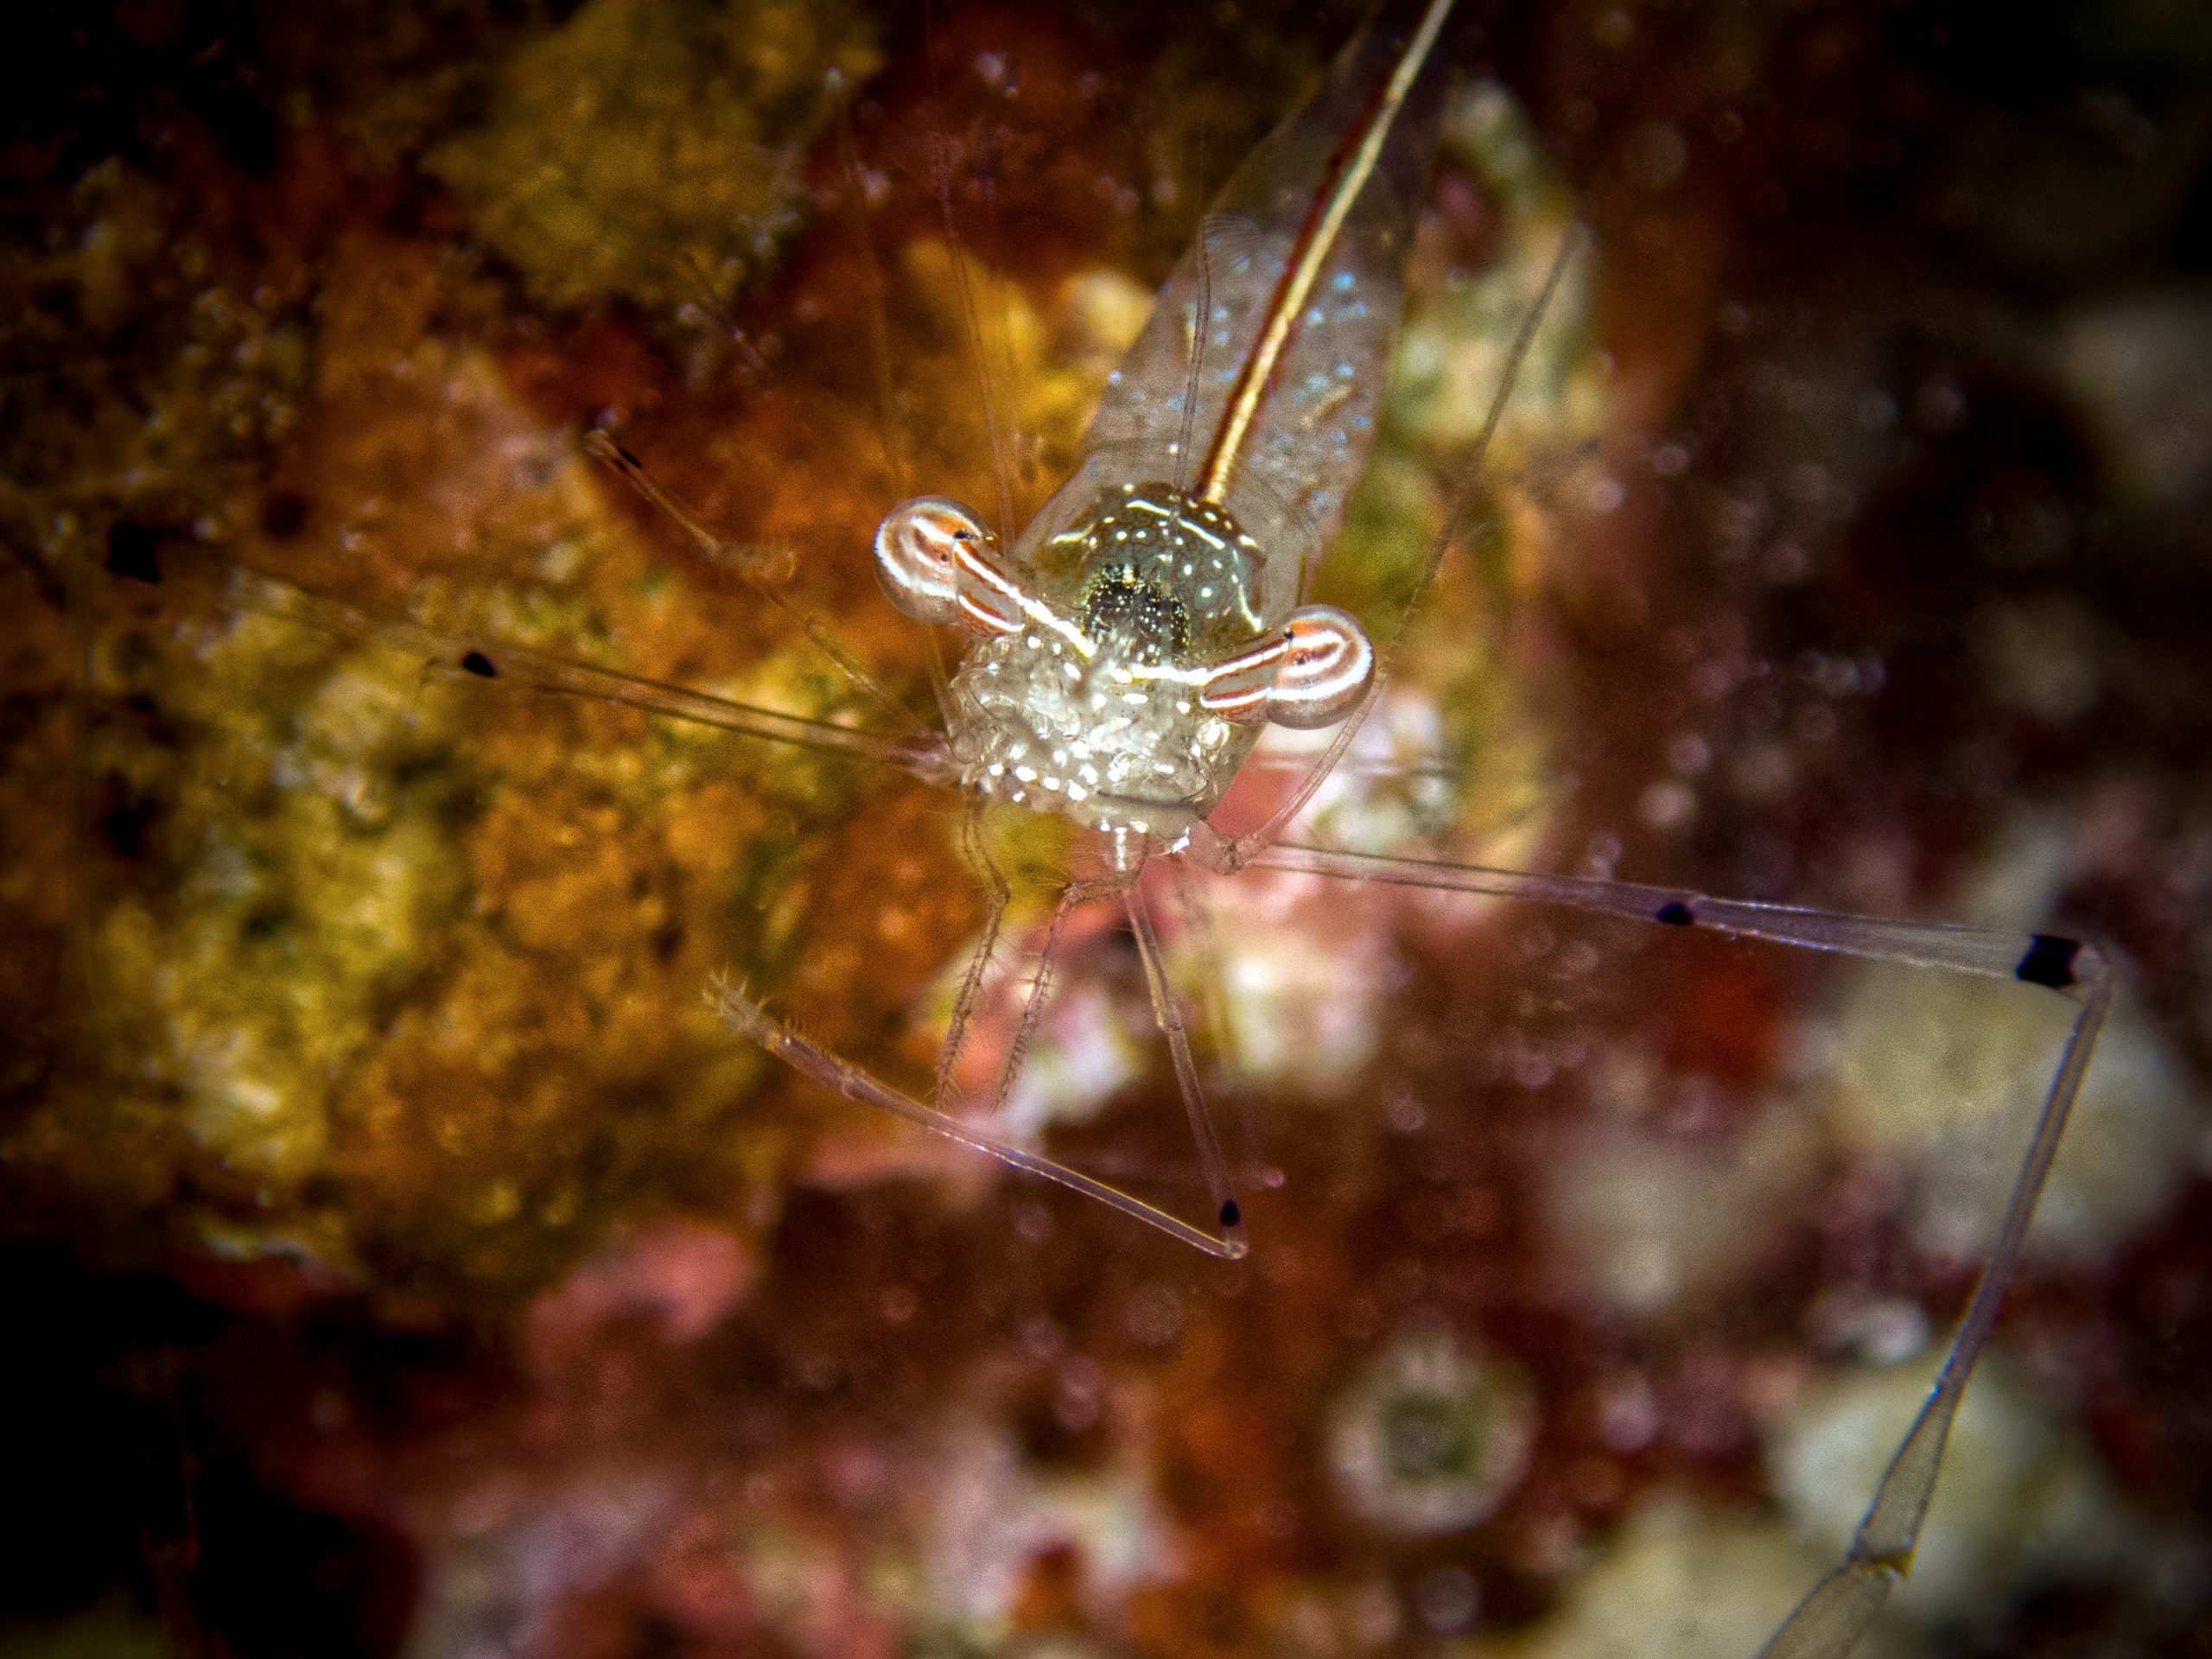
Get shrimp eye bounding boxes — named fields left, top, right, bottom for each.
left=872, top=497, right=1027, bottom=634
left=874, top=497, right=982, bottom=625
left=1195, top=603, right=1375, bottom=727
left=1266, top=603, right=1373, bottom=729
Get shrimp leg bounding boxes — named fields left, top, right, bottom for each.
left=1125, top=881, right=1249, bottom=1249
left=1211, top=220, right=1588, bottom=870
left=1205, top=835, right=2113, bottom=1659
left=709, top=861, right=1253, bottom=1261
left=935, top=798, right=1014, bottom=1110
left=1760, top=992, right=2111, bottom=1659
left=980, top=872, right=1130, bottom=1120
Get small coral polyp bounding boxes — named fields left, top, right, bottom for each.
left=1329, top=1325, right=1537, bottom=1537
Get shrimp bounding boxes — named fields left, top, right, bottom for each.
left=709, top=0, right=1481, bottom=1259
left=69, top=4, right=2126, bottom=1656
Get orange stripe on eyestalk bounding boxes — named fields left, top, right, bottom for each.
left=1198, top=632, right=1291, bottom=721
left=1266, top=604, right=1374, bottom=728
left=952, top=541, right=1028, bottom=636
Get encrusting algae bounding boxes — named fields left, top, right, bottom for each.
left=3, top=3, right=2211, bottom=1657
left=427, top=0, right=880, bottom=317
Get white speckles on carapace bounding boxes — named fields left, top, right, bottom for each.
left=948, top=483, right=1274, bottom=836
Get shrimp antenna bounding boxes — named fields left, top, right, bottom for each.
left=923, top=16, right=1020, bottom=544
left=1440, top=220, right=1587, bottom=549
left=671, top=249, right=772, bottom=378
left=830, top=66, right=909, bottom=499
left=1171, top=214, right=1261, bottom=496
left=1212, top=218, right=1587, bottom=865
left=101, top=532, right=948, bottom=775
left=829, top=67, right=964, bottom=731
left=583, top=432, right=926, bottom=736
left=1172, top=233, right=1214, bottom=497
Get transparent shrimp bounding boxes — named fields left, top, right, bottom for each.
left=715, top=7, right=2118, bottom=1657
left=732, top=0, right=1478, bottom=1261
left=80, top=5, right=2124, bottom=1657
left=552, top=10, right=2109, bottom=1645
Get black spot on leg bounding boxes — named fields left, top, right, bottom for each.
left=1656, top=900, right=1694, bottom=926
left=1218, top=1199, right=1241, bottom=1229
left=460, top=651, right=499, bottom=679
left=2016, top=933, right=2080, bottom=989
left=104, top=522, right=165, bottom=583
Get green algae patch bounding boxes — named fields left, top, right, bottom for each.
left=1388, top=80, right=1598, bottom=466
left=41, top=301, right=944, bottom=1307
left=428, top=0, right=880, bottom=315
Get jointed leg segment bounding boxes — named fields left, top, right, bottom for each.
left=709, top=974, right=1248, bottom=1258
left=1756, top=952, right=2113, bottom=1659
left=1125, top=881, right=1249, bottom=1250
left=710, top=855, right=1252, bottom=1261
left=1205, top=835, right=2113, bottom=1659
left=937, top=797, right=1012, bottom=1110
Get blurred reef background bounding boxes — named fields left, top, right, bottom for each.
left=4, top=0, right=2212, bottom=1655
